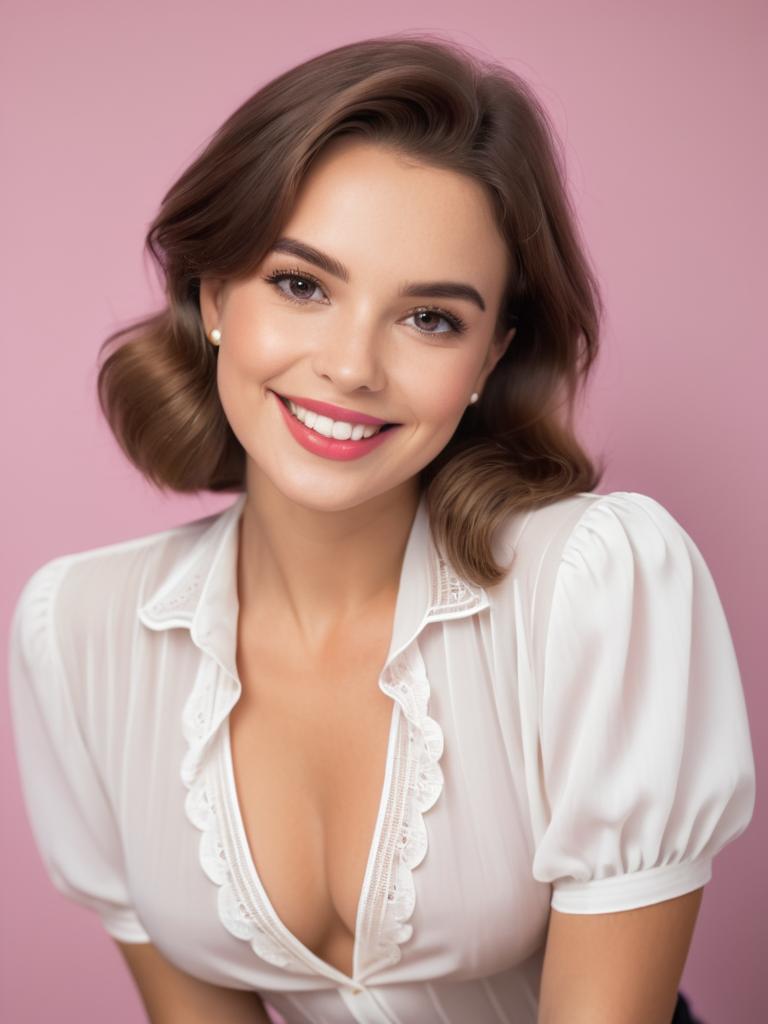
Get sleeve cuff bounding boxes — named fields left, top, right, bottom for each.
left=550, top=855, right=712, bottom=914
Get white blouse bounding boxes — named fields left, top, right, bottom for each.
left=8, top=489, right=756, bottom=1024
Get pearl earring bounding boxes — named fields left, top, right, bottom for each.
left=469, top=391, right=479, bottom=404
left=210, top=328, right=221, bottom=345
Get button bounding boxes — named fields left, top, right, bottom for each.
left=350, top=987, right=362, bottom=995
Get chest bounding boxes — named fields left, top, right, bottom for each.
left=229, top=619, right=396, bottom=979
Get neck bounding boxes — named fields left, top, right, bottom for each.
left=237, top=468, right=422, bottom=651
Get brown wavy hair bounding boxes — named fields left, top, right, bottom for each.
left=97, top=30, right=605, bottom=588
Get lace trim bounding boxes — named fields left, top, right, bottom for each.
left=434, top=550, right=488, bottom=615
left=356, top=545, right=483, bottom=966
left=370, top=642, right=445, bottom=970
left=183, top=732, right=308, bottom=971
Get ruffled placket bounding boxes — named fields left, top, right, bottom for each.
left=354, top=639, right=445, bottom=976
left=356, top=551, right=491, bottom=977
left=182, top=657, right=310, bottom=972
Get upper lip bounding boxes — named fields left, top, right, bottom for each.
left=275, top=392, right=395, bottom=426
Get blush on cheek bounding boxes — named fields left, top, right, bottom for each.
left=408, top=348, right=481, bottom=423
left=216, top=324, right=288, bottom=387
left=423, top=384, right=471, bottom=425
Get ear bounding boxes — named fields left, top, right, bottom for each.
left=199, top=277, right=227, bottom=337
left=480, top=325, right=516, bottom=384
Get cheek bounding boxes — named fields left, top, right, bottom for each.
left=217, top=281, right=297, bottom=380
left=403, top=351, right=478, bottom=426
left=212, top=333, right=273, bottom=444
left=215, top=318, right=296, bottom=399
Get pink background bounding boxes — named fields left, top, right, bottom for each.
left=2, top=1, right=765, bottom=1020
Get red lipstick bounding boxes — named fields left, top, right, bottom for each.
left=275, top=392, right=393, bottom=426
left=271, top=391, right=400, bottom=462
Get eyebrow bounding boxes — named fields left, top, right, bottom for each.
left=269, top=236, right=487, bottom=313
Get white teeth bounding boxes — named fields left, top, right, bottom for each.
left=287, top=399, right=383, bottom=440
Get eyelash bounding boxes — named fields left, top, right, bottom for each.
left=262, top=265, right=468, bottom=336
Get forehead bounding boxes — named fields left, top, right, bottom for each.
left=281, top=138, right=510, bottom=285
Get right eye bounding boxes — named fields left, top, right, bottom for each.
left=262, top=268, right=328, bottom=305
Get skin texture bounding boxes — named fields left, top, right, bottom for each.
left=538, top=888, right=704, bottom=1024
left=115, top=940, right=272, bottom=1023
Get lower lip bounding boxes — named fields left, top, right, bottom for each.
left=272, top=392, right=401, bottom=461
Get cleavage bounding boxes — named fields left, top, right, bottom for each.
left=228, top=644, right=396, bottom=977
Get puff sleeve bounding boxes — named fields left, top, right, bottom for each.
left=532, top=491, right=756, bottom=913
left=8, top=558, right=150, bottom=942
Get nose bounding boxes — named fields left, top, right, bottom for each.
left=310, top=317, right=387, bottom=395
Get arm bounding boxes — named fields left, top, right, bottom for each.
left=537, top=886, right=703, bottom=1024
left=115, top=941, right=273, bottom=1023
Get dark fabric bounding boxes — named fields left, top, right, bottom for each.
left=672, top=990, right=705, bottom=1023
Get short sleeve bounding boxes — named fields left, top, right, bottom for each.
left=8, top=558, right=150, bottom=942
left=532, top=491, right=756, bottom=914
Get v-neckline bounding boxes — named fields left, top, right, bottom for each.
left=219, top=689, right=404, bottom=987
left=165, top=491, right=492, bottom=987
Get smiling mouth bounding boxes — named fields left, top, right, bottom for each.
left=274, top=392, right=398, bottom=431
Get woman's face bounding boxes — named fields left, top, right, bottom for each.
left=200, top=138, right=516, bottom=513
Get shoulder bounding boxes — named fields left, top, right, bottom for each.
left=547, top=489, right=701, bottom=596
left=494, top=489, right=692, bottom=582
left=487, top=490, right=699, bottom=640
left=10, top=506, right=223, bottom=662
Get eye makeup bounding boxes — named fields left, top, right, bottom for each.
left=261, top=265, right=469, bottom=337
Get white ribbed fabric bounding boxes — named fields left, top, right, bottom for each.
left=8, top=489, right=756, bottom=1023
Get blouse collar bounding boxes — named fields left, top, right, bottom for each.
left=137, top=490, right=490, bottom=682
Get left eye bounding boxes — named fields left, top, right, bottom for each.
left=405, top=309, right=457, bottom=335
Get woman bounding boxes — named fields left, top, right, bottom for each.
left=8, top=32, right=755, bottom=1024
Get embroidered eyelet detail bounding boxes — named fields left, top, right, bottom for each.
left=433, top=552, right=484, bottom=614
left=184, top=751, right=307, bottom=971
left=180, top=655, right=219, bottom=787
left=369, top=645, right=444, bottom=971
left=151, top=572, right=203, bottom=615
